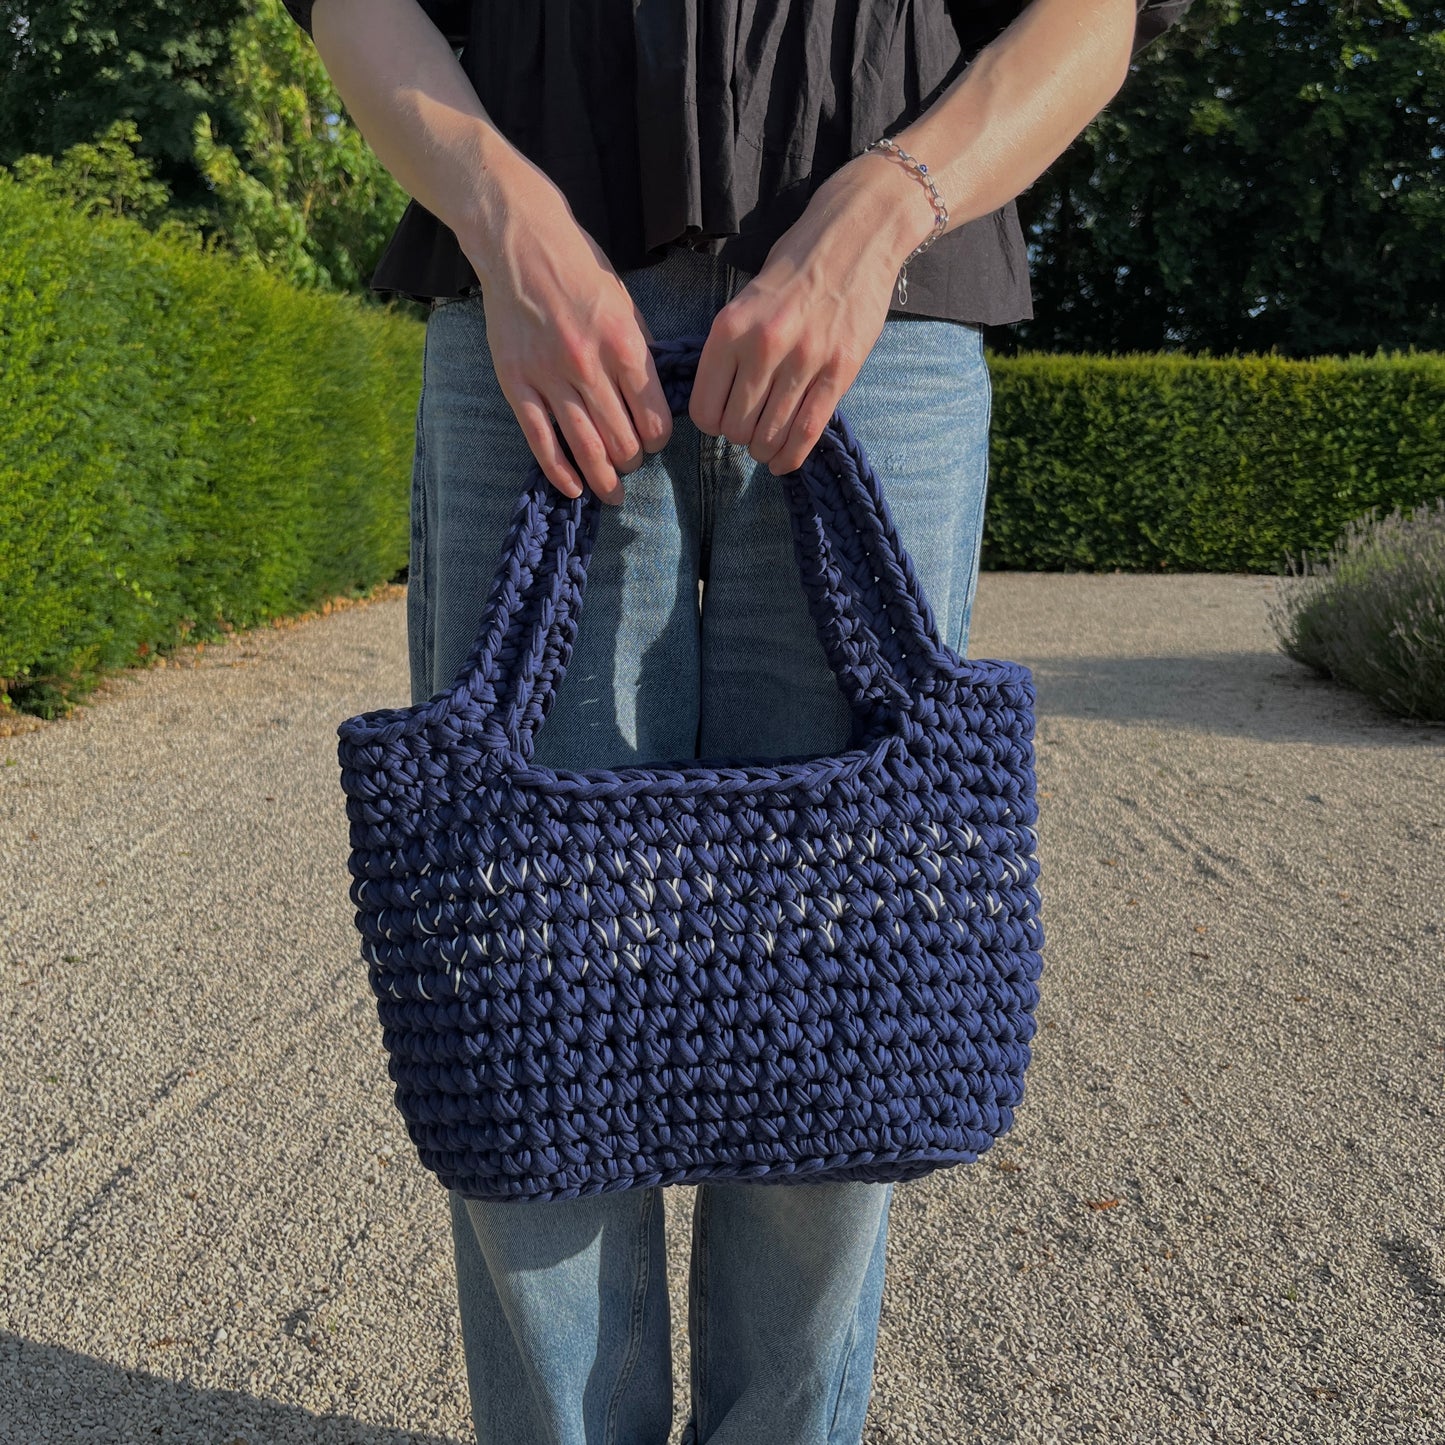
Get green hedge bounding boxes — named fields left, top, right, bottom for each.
left=981, top=348, right=1445, bottom=573
left=0, top=173, right=421, bottom=716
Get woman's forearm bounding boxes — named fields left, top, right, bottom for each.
left=840, top=0, right=1142, bottom=266
left=307, top=0, right=551, bottom=283
left=308, top=0, right=684, bottom=505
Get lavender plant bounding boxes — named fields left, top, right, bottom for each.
left=1266, top=497, right=1445, bottom=724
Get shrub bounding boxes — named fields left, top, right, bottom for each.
left=0, top=169, right=421, bottom=720
left=1266, top=496, right=1445, bottom=723
left=982, top=349, right=1445, bottom=575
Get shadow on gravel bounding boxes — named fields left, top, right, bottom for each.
left=1380, top=1236, right=1445, bottom=1342
left=1019, top=651, right=1445, bottom=742
left=0, top=1333, right=464, bottom=1445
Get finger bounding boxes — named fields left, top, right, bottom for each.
left=748, top=359, right=813, bottom=469
left=688, top=314, right=740, bottom=438
left=551, top=387, right=626, bottom=506
left=510, top=387, right=584, bottom=499
left=615, top=333, right=673, bottom=456
left=768, top=373, right=840, bottom=477
left=633, top=301, right=657, bottom=347
left=579, top=362, right=650, bottom=480
left=718, top=334, right=785, bottom=447
left=553, top=326, right=643, bottom=478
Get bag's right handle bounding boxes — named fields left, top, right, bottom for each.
left=779, top=397, right=969, bottom=741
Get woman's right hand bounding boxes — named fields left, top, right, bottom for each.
left=300, top=2, right=665, bottom=503
left=463, top=159, right=674, bottom=505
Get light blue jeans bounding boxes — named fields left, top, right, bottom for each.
left=409, top=243, right=993, bottom=1445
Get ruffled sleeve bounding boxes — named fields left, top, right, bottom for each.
left=279, top=0, right=470, bottom=46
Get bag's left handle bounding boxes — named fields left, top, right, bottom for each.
left=424, top=474, right=596, bottom=758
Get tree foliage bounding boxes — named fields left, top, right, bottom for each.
left=7, top=117, right=172, bottom=225
left=192, top=0, right=410, bottom=293
left=2, top=0, right=1440, bottom=345
left=0, top=0, right=245, bottom=217
left=1011, top=0, right=1445, bottom=357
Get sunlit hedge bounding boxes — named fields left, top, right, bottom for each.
left=0, top=172, right=421, bottom=717
left=3, top=167, right=1442, bottom=720
left=982, top=347, right=1444, bottom=574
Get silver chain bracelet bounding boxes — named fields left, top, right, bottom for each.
left=863, top=136, right=949, bottom=308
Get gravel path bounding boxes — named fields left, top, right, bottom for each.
left=2, top=572, right=1441, bottom=1445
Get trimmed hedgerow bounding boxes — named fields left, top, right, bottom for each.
left=981, top=348, right=1444, bottom=576
left=4, top=165, right=1443, bottom=722
left=0, top=171, right=421, bottom=718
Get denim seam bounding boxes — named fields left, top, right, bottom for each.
left=696, top=253, right=735, bottom=588
left=604, top=1187, right=656, bottom=1445
left=413, top=321, right=433, bottom=696
left=698, top=437, right=716, bottom=586
left=827, top=1303, right=864, bottom=1443
left=958, top=328, right=994, bottom=653
left=690, top=1186, right=711, bottom=1439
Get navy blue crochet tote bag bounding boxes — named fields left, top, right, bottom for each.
left=336, top=333, right=1044, bottom=1204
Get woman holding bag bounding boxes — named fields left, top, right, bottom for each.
left=281, top=1, right=1193, bottom=1440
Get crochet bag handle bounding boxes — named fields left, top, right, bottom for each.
left=451, top=331, right=968, bottom=760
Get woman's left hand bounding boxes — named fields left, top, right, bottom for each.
left=689, top=153, right=926, bottom=476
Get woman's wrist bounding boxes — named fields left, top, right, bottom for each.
left=447, top=130, right=568, bottom=286
left=858, top=146, right=948, bottom=270
left=816, top=148, right=944, bottom=273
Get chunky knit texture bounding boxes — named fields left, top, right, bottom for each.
left=336, top=333, right=1044, bottom=1204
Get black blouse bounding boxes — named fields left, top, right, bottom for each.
left=281, top=0, right=1194, bottom=327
